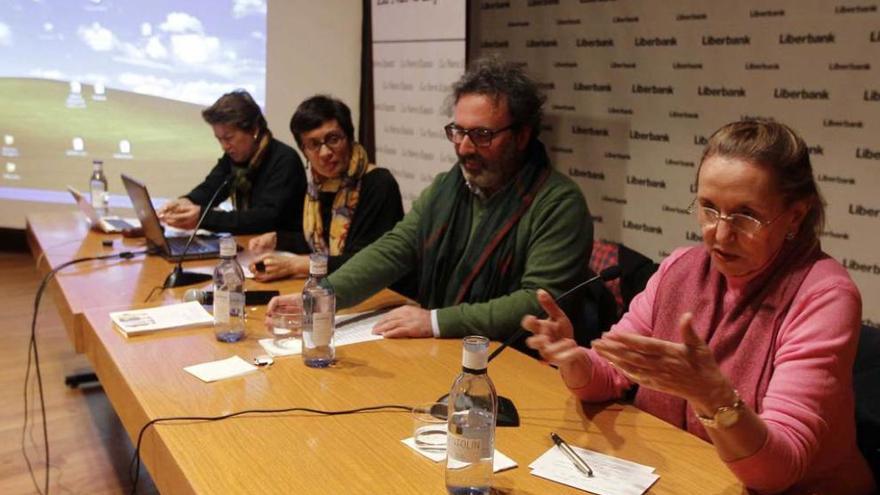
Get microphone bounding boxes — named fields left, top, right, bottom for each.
left=184, top=289, right=280, bottom=306
left=436, top=265, right=621, bottom=428
left=163, top=175, right=233, bottom=288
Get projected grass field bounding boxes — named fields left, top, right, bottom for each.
left=0, top=78, right=218, bottom=198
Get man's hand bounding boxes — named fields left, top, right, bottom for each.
left=158, top=198, right=201, bottom=230
left=265, top=293, right=303, bottom=331
left=372, top=305, right=433, bottom=338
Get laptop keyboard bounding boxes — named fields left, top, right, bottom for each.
left=104, top=218, right=135, bottom=230
left=167, top=236, right=218, bottom=255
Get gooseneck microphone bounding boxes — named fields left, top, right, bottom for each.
left=184, top=289, right=280, bottom=306
left=436, top=265, right=622, bottom=428
left=163, top=175, right=233, bottom=289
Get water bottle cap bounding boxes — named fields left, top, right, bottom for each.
left=461, top=335, right=489, bottom=371
left=309, top=253, right=328, bottom=275
left=219, top=237, right=237, bottom=257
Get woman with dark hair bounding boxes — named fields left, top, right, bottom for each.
left=247, top=95, right=404, bottom=279
left=524, top=120, right=875, bottom=494
left=158, top=90, right=305, bottom=234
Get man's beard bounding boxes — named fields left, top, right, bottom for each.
left=457, top=145, right=520, bottom=194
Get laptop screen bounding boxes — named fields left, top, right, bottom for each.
left=121, top=174, right=169, bottom=255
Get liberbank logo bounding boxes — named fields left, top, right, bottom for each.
left=526, top=39, right=558, bottom=47
left=779, top=32, right=836, bottom=44
left=632, top=84, right=674, bottom=95
left=629, top=130, right=670, bottom=142
left=623, top=220, right=663, bottom=234
left=635, top=36, right=677, bottom=47
left=856, top=147, right=880, bottom=160
left=480, top=1, right=510, bottom=9
left=834, top=4, right=878, bottom=14
left=577, top=38, right=614, bottom=47
left=571, top=125, right=610, bottom=137
left=773, top=88, right=830, bottom=99
left=702, top=34, right=750, bottom=45
left=569, top=168, right=605, bottom=180
left=574, top=82, right=612, bottom=92
left=865, top=89, right=880, bottom=101
left=698, top=85, right=746, bottom=97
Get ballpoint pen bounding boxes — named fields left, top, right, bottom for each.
left=550, top=432, right=594, bottom=477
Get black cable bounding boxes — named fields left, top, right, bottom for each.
left=128, top=404, right=413, bottom=494
left=22, top=249, right=148, bottom=495
left=142, top=285, right=164, bottom=303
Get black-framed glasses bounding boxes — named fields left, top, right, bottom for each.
left=688, top=201, right=784, bottom=236
left=444, top=123, right=515, bottom=147
left=302, top=132, right=347, bottom=153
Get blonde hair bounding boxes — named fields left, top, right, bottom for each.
left=698, top=119, right=825, bottom=240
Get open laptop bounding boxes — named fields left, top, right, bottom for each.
left=67, top=185, right=140, bottom=233
left=120, top=174, right=221, bottom=261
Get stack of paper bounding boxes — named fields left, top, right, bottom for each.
left=110, top=301, right=214, bottom=336
left=529, top=445, right=659, bottom=495
left=184, top=356, right=258, bottom=382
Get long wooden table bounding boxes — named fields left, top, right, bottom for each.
left=29, top=211, right=745, bottom=494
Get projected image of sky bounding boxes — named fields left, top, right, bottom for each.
left=0, top=0, right=267, bottom=105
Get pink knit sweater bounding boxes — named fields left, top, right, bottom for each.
left=569, top=247, right=875, bottom=494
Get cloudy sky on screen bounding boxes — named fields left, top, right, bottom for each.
left=0, top=0, right=267, bottom=105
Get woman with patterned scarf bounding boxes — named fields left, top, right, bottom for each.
left=523, top=120, right=875, bottom=494
left=248, top=95, right=404, bottom=280
left=158, top=90, right=306, bottom=235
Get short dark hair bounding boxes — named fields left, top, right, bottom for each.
left=201, top=90, right=266, bottom=133
left=451, top=56, right=545, bottom=137
left=699, top=119, right=826, bottom=240
left=289, top=95, right=355, bottom=149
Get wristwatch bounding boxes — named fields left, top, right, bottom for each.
left=695, top=390, right=745, bottom=429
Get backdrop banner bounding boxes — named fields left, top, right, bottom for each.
left=470, top=0, right=880, bottom=326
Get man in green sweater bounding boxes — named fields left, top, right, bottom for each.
left=270, top=58, right=593, bottom=344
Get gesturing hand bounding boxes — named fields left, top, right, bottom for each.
left=591, top=313, right=732, bottom=412
left=522, top=289, right=581, bottom=366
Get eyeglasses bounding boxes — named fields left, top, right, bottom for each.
left=444, top=123, right=515, bottom=147
left=302, top=132, right=347, bottom=153
left=689, top=202, right=784, bottom=236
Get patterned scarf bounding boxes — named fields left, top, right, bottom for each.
left=638, top=230, right=823, bottom=441
left=302, top=143, right=375, bottom=255
left=416, top=140, right=551, bottom=308
left=230, top=129, right=272, bottom=211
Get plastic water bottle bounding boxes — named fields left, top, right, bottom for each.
left=212, top=237, right=245, bottom=342
left=445, top=336, right=497, bottom=495
left=89, top=159, right=109, bottom=215
left=302, top=253, right=335, bottom=367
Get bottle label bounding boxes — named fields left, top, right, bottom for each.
left=214, top=290, right=231, bottom=324
left=447, top=432, right=485, bottom=463
left=312, top=312, right=333, bottom=346
left=90, top=181, right=105, bottom=209
left=462, top=348, right=488, bottom=371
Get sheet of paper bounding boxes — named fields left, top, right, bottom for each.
left=183, top=356, right=258, bottom=382
left=259, top=337, right=302, bottom=356
left=529, top=445, right=659, bottom=495
left=401, top=437, right=517, bottom=473
left=334, top=312, right=386, bottom=347
left=110, top=301, right=214, bottom=336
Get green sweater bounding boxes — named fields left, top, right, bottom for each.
left=328, top=167, right=593, bottom=340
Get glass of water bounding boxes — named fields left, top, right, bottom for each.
left=412, top=402, right=448, bottom=451
left=269, top=310, right=302, bottom=349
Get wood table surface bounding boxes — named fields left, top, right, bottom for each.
left=30, top=211, right=745, bottom=494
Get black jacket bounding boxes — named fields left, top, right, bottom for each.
left=184, top=138, right=306, bottom=234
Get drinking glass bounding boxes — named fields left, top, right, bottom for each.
left=270, top=310, right=302, bottom=349
left=412, top=402, right=448, bottom=451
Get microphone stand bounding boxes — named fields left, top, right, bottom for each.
left=163, top=175, right=233, bottom=289
left=436, top=266, right=622, bottom=427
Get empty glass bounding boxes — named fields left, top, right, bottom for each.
left=270, top=310, right=302, bottom=349
left=413, top=402, right=448, bottom=451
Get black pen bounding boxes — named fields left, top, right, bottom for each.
left=550, top=432, right=594, bottom=477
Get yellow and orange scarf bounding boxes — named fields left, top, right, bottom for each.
left=302, top=143, right=375, bottom=256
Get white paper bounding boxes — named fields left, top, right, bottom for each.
left=259, top=337, right=303, bottom=356
left=334, top=312, right=386, bottom=346
left=110, top=301, right=214, bottom=335
left=529, top=445, right=659, bottom=495
left=183, top=356, right=258, bottom=382
left=401, top=437, right=517, bottom=473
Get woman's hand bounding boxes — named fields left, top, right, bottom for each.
left=248, top=232, right=277, bottom=252
left=591, top=312, right=734, bottom=414
left=522, top=289, right=593, bottom=389
left=249, top=252, right=308, bottom=282
left=157, top=198, right=201, bottom=229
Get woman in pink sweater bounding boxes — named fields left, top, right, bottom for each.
left=524, top=120, right=875, bottom=494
